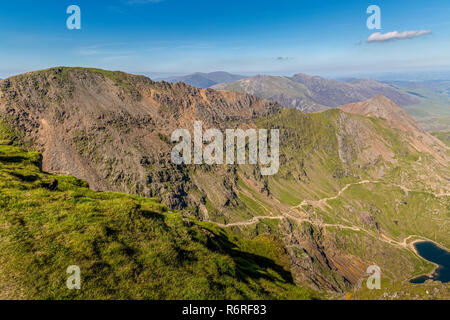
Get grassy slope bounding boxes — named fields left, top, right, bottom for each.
left=255, top=109, right=378, bottom=204
left=0, top=122, right=316, bottom=300
left=432, top=131, right=450, bottom=147
left=400, top=88, right=450, bottom=131
left=200, top=108, right=449, bottom=295
left=352, top=278, right=450, bottom=300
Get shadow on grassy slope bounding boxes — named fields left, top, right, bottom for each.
left=0, top=121, right=315, bottom=300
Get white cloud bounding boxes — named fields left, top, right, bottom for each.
left=366, top=30, right=432, bottom=42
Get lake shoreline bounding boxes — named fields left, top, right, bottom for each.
left=408, top=240, right=450, bottom=284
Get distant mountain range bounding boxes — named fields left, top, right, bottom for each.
left=160, top=71, right=246, bottom=88
left=212, top=73, right=421, bottom=112
left=159, top=72, right=448, bottom=131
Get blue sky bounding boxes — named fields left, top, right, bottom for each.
left=0, top=0, right=449, bottom=78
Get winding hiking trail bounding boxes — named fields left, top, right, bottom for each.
left=207, top=178, right=449, bottom=253
left=295, top=180, right=373, bottom=209
left=214, top=180, right=376, bottom=229
left=214, top=215, right=284, bottom=228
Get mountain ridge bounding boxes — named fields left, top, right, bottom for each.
left=211, top=73, right=421, bottom=112
left=339, top=94, right=448, bottom=164
left=291, top=73, right=421, bottom=107
left=212, top=75, right=326, bottom=112
left=161, top=71, right=246, bottom=88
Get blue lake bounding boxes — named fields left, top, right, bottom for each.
left=410, top=241, right=450, bottom=284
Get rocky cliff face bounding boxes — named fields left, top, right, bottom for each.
left=0, top=67, right=280, bottom=207
left=1, top=67, right=448, bottom=294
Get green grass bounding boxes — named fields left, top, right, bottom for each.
left=432, top=131, right=450, bottom=147
left=0, top=123, right=316, bottom=300
left=353, top=278, right=450, bottom=300
left=326, top=180, right=450, bottom=246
